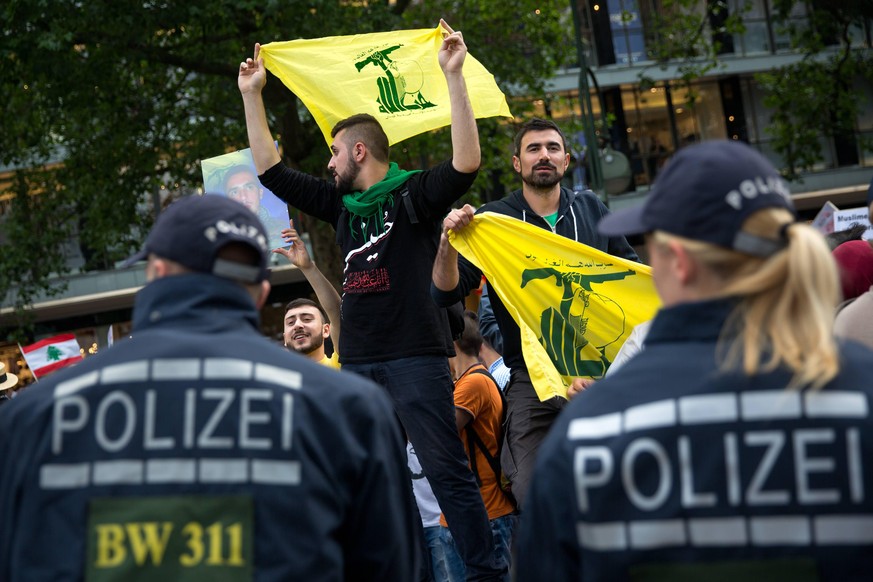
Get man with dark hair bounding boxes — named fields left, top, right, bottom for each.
left=282, top=298, right=339, bottom=369
left=432, top=118, right=639, bottom=509
left=239, top=21, right=505, bottom=580
left=0, top=195, right=417, bottom=581
left=331, top=113, right=390, bottom=160
left=285, top=297, right=330, bottom=324
left=223, top=164, right=263, bottom=211
left=274, top=220, right=341, bottom=370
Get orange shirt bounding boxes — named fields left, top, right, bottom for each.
left=441, top=364, right=515, bottom=524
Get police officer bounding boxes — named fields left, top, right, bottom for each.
left=0, top=194, right=417, bottom=581
left=516, top=141, right=873, bottom=581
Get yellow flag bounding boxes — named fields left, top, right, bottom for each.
left=449, top=212, right=660, bottom=402
left=260, top=25, right=512, bottom=148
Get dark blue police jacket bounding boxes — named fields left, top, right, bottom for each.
left=517, top=298, right=873, bottom=582
left=0, top=274, right=417, bottom=582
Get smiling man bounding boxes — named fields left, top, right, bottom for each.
left=432, top=118, right=640, bottom=510
left=283, top=298, right=339, bottom=369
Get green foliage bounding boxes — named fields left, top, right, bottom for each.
left=0, top=169, right=71, bottom=339
left=757, top=53, right=873, bottom=180
left=0, top=0, right=572, bottom=335
left=646, top=0, right=873, bottom=179
left=755, top=1, right=873, bottom=179
left=641, top=0, right=747, bottom=100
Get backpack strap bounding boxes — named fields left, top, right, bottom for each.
left=463, top=368, right=517, bottom=509
left=465, top=421, right=503, bottom=485
left=469, top=368, right=507, bottom=424
left=401, top=184, right=442, bottom=235
left=400, top=186, right=420, bottom=224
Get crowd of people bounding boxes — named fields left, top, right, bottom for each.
left=1, top=20, right=873, bottom=582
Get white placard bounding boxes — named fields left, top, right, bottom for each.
left=833, top=207, right=873, bottom=240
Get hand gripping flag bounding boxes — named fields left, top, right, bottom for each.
left=448, top=213, right=660, bottom=402
left=259, top=24, right=512, bottom=147
left=21, top=333, right=83, bottom=379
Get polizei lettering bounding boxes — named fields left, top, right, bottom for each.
left=40, top=358, right=302, bottom=491
left=573, top=427, right=864, bottom=513
left=566, top=390, right=870, bottom=550
left=52, top=387, right=295, bottom=455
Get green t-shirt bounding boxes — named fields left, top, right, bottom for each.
left=543, top=211, right=559, bottom=228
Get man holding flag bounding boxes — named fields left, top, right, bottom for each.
left=238, top=20, right=505, bottom=580
left=432, top=118, right=641, bottom=510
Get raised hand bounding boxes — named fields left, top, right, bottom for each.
left=438, top=19, right=467, bottom=75
left=442, top=204, right=476, bottom=234
left=272, top=219, right=312, bottom=270
left=238, top=43, right=267, bottom=95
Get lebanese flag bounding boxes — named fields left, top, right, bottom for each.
left=22, top=333, right=83, bottom=379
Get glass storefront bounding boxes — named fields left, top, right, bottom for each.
left=532, top=79, right=729, bottom=190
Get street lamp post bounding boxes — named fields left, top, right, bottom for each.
left=569, top=0, right=606, bottom=203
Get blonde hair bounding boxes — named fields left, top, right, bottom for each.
left=651, top=207, right=840, bottom=389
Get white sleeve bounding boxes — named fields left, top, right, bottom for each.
left=606, top=319, right=653, bottom=377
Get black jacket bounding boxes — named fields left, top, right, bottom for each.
left=517, top=298, right=873, bottom=581
left=0, top=274, right=417, bottom=581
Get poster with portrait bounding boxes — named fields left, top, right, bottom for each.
left=201, top=147, right=291, bottom=250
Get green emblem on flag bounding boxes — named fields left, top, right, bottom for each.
left=46, top=345, right=63, bottom=361
left=355, top=45, right=436, bottom=114
left=521, top=267, right=637, bottom=377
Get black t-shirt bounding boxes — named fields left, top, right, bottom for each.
left=261, top=160, right=477, bottom=364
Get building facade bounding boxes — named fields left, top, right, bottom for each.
left=549, top=0, right=872, bottom=214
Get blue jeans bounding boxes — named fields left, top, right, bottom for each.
left=344, top=356, right=505, bottom=581
left=424, top=515, right=517, bottom=582
left=425, top=526, right=466, bottom=582
left=489, top=514, right=516, bottom=579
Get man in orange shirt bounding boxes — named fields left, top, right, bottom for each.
left=433, top=310, right=517, bottom=581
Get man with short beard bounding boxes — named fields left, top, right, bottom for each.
left=283, top=298, right=339, bottom=369
left=432, top=118, right=639, bottom=510
left=274, top=221, right=341, bottom=370
left=239, top=21, right=507, bottom=581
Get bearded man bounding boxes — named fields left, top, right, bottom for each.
left=431, top=118, right=640, bottom=508
left=238, top=21, right=507, bottom=580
